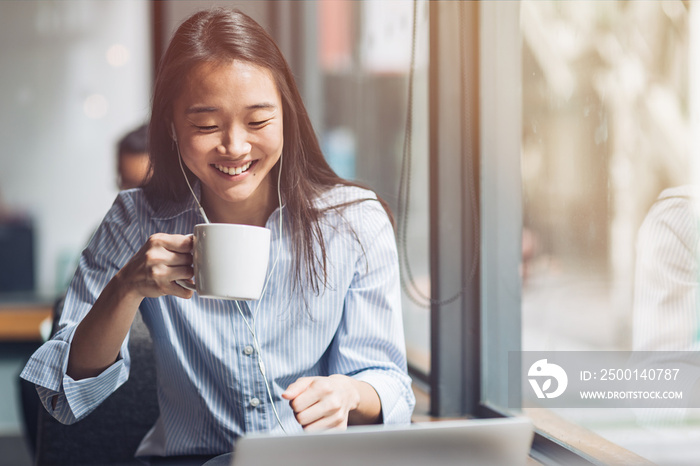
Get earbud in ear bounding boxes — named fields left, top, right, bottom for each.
left=171, top=122, right=177, bottom=143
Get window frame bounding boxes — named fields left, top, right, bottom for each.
left=427, top=0, right=481, bottom=417
left=477, top=0, right=522, bottom=416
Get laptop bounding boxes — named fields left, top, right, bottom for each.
left=224, top=417, right=533, bottom=466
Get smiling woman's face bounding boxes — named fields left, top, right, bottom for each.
left=172, top=59, right=284, bottom=224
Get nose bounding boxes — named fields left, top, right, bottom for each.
left=218, top=125, right=252, bottom=157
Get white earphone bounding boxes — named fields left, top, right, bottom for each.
left=172, top=122, right=210, bottom=223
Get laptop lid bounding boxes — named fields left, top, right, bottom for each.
left=227, top=417, right=533, bottom=466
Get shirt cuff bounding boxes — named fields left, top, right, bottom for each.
left=62, top=358, right=128, bottom=421
left=353, top=370, right=415, bottom=424
left=20, top=336, right=129, bottom=424
left=21, top=338, right=72, bottom=393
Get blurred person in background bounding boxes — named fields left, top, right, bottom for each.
left=117, top=123, right=151, bottom=190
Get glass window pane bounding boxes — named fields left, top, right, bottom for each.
left=521, top=1, right=699, bottom=462
left=318, top=0, right=431, bottom=376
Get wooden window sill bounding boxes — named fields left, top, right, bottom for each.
left=524, top=407, right=654, bottom=465
left=410, top=383, right=653, bottom=465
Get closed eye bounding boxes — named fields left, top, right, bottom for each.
left=250, top=119, right=272, bottom=128
left=195, top=125, right=217, bottom=132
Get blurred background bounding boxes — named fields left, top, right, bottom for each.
left=2, top=1, right=700, bottom=465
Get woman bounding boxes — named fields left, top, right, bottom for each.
left=21, top=7, right=414, bottom=463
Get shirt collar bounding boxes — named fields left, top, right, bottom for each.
left=150, top=180, right=205, bottom=222
left=150, top=181, right=287, bottom=226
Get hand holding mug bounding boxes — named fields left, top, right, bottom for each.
left=117, top=233, right=195, bottom=300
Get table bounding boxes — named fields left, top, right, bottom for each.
left=0, top=303, right=52, bottom=342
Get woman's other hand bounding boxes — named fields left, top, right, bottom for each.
left=282, top=374, right=381, bottom=431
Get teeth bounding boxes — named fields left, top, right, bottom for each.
left=215, top=161, right=252, bottom=175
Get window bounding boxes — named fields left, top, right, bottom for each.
left=482, top=1, right=700, bottom=464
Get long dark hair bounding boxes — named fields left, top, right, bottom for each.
left=145, top=8, right=391, bottom=295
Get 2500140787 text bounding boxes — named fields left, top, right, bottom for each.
left=579, top=368, right=680, bottom=382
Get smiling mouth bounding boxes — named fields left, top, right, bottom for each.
left=213, top=160, right=254, bottom=176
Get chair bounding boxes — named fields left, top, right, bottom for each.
left=30, top=301, right=159, bottom=466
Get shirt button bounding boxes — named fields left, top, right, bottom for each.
left=250, top=397, right=261, bottom=408
left=243, top=345, right=254, bottom=355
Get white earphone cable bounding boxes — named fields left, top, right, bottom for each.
left=174, top=132, right=211, bottom=224
left=253, top=153, right=283, bottom=321
left=234, top=300, right=287, bottom=434
left=235, top=154, right=286, bottom=434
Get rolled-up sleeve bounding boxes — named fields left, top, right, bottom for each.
left=20, top=192, right=142, bottom=424
left=24, top=336, right=130, bottom=424
left=327, top=199, right=415, bottom=424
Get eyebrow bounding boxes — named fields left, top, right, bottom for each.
left=247, top=102, right=277, bottom=110
left=185, top=103, right=277, bottom=115
left=185, top=106, right=217, bottom=115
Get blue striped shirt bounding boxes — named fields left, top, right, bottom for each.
left=21, top=183, right=415, bottom=457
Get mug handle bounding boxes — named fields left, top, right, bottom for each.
left=175, top=279, right=196, bottom=291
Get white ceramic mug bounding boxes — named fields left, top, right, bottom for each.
left=176, top=223, right=271, bottom=300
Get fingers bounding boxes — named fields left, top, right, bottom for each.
left=146, top=233, right=193, bottom=257
left=124, top=233, right=195, bottom=299
left=142, top=248, right=192, bottom=281
left=283, top=376, right=355, bottom=431
left=293, top=396, right=348, bottom=431
left=282, top=377, right=314, bottom=400
left=158, top=233, right=194, bottom=254
left=163, top=267, right=195, bottom=299
left=165, top=283, right=194, bottom=300
left=143, top=246, right=193, bottom=268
